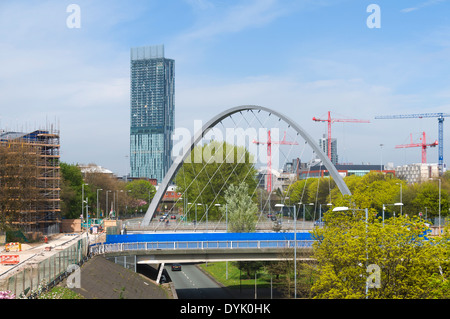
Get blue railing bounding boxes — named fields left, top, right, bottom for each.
left=106, top=231, right=312, bottom=244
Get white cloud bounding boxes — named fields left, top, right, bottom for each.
left=401, top=0, right=447, bottom=13
left=178, top=0, right=290, bottom=42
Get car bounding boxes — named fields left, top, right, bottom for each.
left=159, top=216, right=166, bottom=222
left=170, top=215, right=176, bottom=219
left=314, top=218, right=325, bottom=227
left=171, top=263, right=182, bottom=271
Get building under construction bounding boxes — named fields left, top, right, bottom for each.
left=0, top=128, right=61, bottom=235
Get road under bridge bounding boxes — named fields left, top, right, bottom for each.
left=90, top=232, right=315, bottom=283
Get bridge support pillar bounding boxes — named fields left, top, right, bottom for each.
left=156, top=263, right=165, bottom=284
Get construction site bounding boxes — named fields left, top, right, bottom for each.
left=0, top=127, right=61, bottom=238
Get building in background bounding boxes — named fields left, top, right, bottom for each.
left=395, top=163, right=439, bottom=184
left=0, top=128, right=61, bottom=235
left=298, top=163, right=395, bottom=179
left=318, top=134, right=338, bottom=165
left=130, top=45, right=175, bottom=183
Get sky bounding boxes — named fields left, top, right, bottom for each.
left=0, top=0, right=450, bottom=177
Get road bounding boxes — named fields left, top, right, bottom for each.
left=166, top=263, right=235, bottom=299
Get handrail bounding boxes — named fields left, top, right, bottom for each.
left=90, top=239, right=314, bottom=255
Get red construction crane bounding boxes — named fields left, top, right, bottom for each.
left=253, top=130, right=298, bottom=192
left=313, top=111, right=370, bottom=161
left=395, top=131, right=438, bottom=164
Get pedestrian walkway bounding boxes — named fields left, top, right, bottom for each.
left=0, top=233, right=86, bottom=279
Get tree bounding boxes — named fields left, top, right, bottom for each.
left=413, top=182, right=449, bottom=220
left=84, top=170, right=130, bottom=217
left=221, top=182, right=258, bottom=233
left=0, top=143, right=41, bottom=231
left=125, top=179, right=156, bottom=213
left=60, top=163, right=84, bottom=219
left=311, top=210, right=447, bottom=299
left=125, top=179, right=156, bottom=202
left=175, top=141, right=258, bottom=221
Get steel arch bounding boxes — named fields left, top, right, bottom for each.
left=141, top=105, right=352, bottom=226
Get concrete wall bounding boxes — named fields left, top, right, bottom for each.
left=61, top=219, right=81, bottom=233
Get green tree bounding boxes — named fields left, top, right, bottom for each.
left=175, top=141, right=258, bottom=221
left=413, top=181, right=449, bottom=220
left=221, top=182, right=258, bottom=233
left=125, top=179, right=156, bottom=202
left=311, top=210, right=446, bottom=299
left=60, top=162, right=84, bottom=219
left=125, top=179, right=156, bottom=214
left=0, top=143, right=41, bottom=231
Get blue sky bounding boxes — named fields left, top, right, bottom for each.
left=0, top=0, right=449, bottom=176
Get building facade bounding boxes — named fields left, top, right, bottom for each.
left=130, top=45, right=175, bottom=183
left=0, top=129, right=61, bottom=234
left=318, top=134, right=338, bottom=165
left=395, top=163, right=439, bottom=184
left=299, top=164, right=395, bottom=179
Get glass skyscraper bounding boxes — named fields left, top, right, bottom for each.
left=130, top=45, right=175, bottom=183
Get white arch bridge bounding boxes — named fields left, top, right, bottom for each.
left=141, top=105, right=352, bottom=229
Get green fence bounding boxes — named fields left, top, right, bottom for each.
left=0, top=236, right=88, bottom=298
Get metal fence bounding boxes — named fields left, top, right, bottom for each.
left=90, top=240, right=314, bottom=255
left=0, top=236, right=88, bottom=298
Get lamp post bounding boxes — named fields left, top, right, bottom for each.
left=382, top=202, right=403, bottom=226
left=84, top=197, right=89, bottom=230
left=206, top=204, right=209, bottom=232
left=117, top=190, right=126, bottom=220
left=216, top=202, right=229, bottom=279
left=396, top=183, right=403, bottom=215
left=106, top=190, right=111, bottom=219
left=429, top=178, right=442, bottom=236
left=215, top=203, right=228, bottom=232
left=439, top=178, right=441, bottom=236
left=82, top=183, right=88, bottom=223
left=187, top=202, right=192, bottom=225
left=96, top=189, right=103, bottom=219
left=275, top=203, right=297, bottom=299
left=302, top=203, right=314, bottom=230
left=196, top=203, right=202, bottom=231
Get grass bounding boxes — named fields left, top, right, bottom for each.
left=199, top=262, right=277, bottom=289
left=38, top=286, right=84, bottom=299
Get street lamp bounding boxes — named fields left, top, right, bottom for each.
left=96, top=189, right=103, bottom=219
left=187, top=202, right=192, bottom=225
left=429, top=178, right=442, bottom=236
left=215, top=203, right=228, bottom=232
left=82, top=183, right=88, bottom=222
left=216, top=202, right=229, bottom=279
left=195, top=203, right=202, bottom=231
left=302, top=203, right=314, bottom=229
left=106, top=190, right=111, bottom=219
left=275, top=203, right=297, bottom=299
left=382, top=202, right=403, bottom=226
left=117, top=190, right=126, bottom=220
left=396, top=183, right=403, bottom=215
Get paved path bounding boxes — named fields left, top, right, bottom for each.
left=0, top=233, right=86, bottom=280
left=67, top=256, right=171, bottom=299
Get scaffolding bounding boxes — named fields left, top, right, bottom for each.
left=0, top=128, right=61, bottom=235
